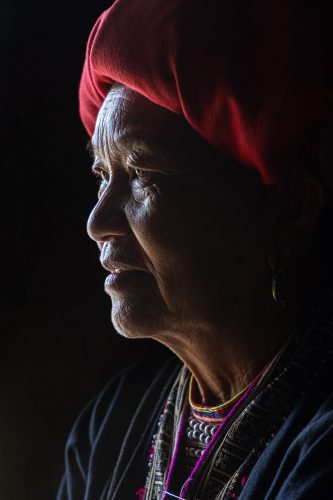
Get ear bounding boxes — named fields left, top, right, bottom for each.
left=269, top=170, right=325, bottom=271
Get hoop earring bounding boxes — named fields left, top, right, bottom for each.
left=272, top=270, right=287, bottom=308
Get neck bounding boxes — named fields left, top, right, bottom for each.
left=156, top=297, right=302, bottom=405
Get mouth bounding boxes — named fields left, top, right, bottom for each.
left=104, top=268, right=149, bottom=292
left=100, top=253, right=150, bottom=293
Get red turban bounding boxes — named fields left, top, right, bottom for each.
left=79, top=0, right=333, bottom=184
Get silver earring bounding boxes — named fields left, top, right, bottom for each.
left=272, top=270, right=287, bottom=308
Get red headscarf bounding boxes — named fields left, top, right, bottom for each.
left=79, top=0, right=333, bottom=184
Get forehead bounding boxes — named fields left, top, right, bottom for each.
left=92, top=84, right=216, bottom=158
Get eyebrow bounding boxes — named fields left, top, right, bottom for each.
left=86, top=131, right=187, bottom=172
left=86, top=134, right=168, bottom=164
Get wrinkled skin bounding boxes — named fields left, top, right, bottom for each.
left=87, top=85, right=323, bottom=403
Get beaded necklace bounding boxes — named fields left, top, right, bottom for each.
left=189, top=375, right=253, bottom=424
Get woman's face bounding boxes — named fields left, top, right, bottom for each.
left=87, top=85, right=276, bottom=340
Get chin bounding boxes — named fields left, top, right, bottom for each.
left=109, top=293, right=169, bottom=339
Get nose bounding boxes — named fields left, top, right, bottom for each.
left=87, top=177, right=130, bottom=243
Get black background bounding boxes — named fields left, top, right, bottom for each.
left=1, top=2, right=165, bottom=498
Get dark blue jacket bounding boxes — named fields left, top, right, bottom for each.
left=57, top=355, right=333, bottom=499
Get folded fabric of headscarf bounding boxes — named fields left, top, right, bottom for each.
left=79, top=0, right=333, bottom=184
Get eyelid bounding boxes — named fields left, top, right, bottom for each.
left=91, top=166, right=101, bottom=177
left=128, top=164, right=164, bottom=174
left=92, top=156, right=105, bottom=167
left=92, top=159, right=108, bottom=174
left=126, top=159, right=173, bottom=176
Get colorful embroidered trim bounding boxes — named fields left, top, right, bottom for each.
left=189, top=376, right=253, bottom=423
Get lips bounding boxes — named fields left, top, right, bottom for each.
left=103, top=265, right=149, bottom=292
left=100, top=259, right=146, bottom=274
left=99, top=244, right=150, bottom=293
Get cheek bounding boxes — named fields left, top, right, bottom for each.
left=127, top=185, right=220, bottom=293
left=127, top=177, right=267, bottom=283
left=124, top=189, right=193, bottom=309
left=128, top=192, right=184, bottom=272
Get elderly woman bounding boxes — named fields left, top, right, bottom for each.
left=58, top=1, right=333, bottom=499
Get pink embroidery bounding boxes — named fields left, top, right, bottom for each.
left=241, top=476, right=248, bottom=487
left=136, top=487, right=146, bottom=500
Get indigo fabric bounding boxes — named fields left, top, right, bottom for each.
left=57, top=355, right=333, bottom=499
left=57, top=357, right=181, bottom=500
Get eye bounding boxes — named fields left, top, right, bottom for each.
left=127, top=151, right=167, bottom=186
left=92, top=167, right=109, bottom=183
left=129, top=166, right=158, bottom=185
left=132, top=167, right=148, bottom=179
left=99, top=169, right=109, bottom=182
